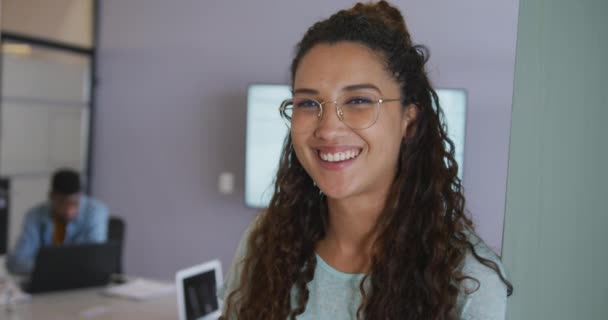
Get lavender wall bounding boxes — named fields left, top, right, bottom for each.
left=93, top=0, right=519, bottom=279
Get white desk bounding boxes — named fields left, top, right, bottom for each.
left=3, top=286, right=178, bottom=320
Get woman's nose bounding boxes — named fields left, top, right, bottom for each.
left=313, top=102, right=348, bottom=140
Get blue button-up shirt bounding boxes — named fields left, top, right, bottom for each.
left=6, top=195, right=109, bottom=275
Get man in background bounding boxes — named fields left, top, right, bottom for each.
left=5, top=168, right=109, bottom=275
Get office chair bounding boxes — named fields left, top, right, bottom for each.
left=108, top=216, right=126, bottom=274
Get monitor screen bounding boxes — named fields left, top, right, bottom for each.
left=245, top=84, right=466, bottom=208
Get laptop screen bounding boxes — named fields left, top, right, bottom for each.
left=26, top=242, right=120, bottom=293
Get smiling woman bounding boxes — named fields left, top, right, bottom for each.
left=221, top=1, right=512, bottom=320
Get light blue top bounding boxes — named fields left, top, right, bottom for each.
left=5, top=195, right=109, bottom=275
left=220, top=225, right=509, bottom=320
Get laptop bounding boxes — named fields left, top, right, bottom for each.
left=176, top=259, right=223, bottom=320
left=23, top=242, right=120, bottom=293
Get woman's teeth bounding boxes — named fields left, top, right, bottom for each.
left=319, top=149, right=361, bottom=162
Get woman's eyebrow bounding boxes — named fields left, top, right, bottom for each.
left=343, top=83, right=382, bottom=94
left=293, top=83, right=382, bottom=95
left=293, top=88, right=318, bottom=95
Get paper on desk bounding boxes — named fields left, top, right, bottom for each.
left=103, top=278, right=175, bottom=301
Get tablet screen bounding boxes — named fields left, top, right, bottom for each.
left=176, top=259, right=223, bottom=320
left=183, top=270, right=218, bottom=320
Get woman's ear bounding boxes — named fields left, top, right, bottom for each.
left=401, top=104, right=418, bottom=138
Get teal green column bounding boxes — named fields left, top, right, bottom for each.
left=503, top=0, right=608, bottom=319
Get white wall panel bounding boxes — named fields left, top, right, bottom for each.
left=2, top=52, right=89, bottom=103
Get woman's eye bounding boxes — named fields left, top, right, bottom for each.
left=345, top=97, right=373, bottom=104
left=295, top=100, right=319, bottom=108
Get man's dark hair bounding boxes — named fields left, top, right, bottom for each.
left=51, top=169, right=81, bottom=195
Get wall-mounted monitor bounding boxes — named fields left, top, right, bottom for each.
left=245, top=84, right=466, bottom=208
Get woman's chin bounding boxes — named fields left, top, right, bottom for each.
left=317, top=183, right=357, bottom=201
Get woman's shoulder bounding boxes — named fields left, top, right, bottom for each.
left=457, top=231, right=509, bottom=320
left=219, top=211, right=265, bottom=302
left=461, top=232, right=505, bottom=278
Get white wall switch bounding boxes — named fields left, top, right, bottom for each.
left=218, top=172, right=234, bottom=195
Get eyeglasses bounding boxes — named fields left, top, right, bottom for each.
left=279, top=95, right=400, bottom=132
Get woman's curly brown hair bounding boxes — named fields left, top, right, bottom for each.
left=223, top=1, right=512, bottom=319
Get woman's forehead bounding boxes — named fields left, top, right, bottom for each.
left=294, top=42, right=396, bottom=93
